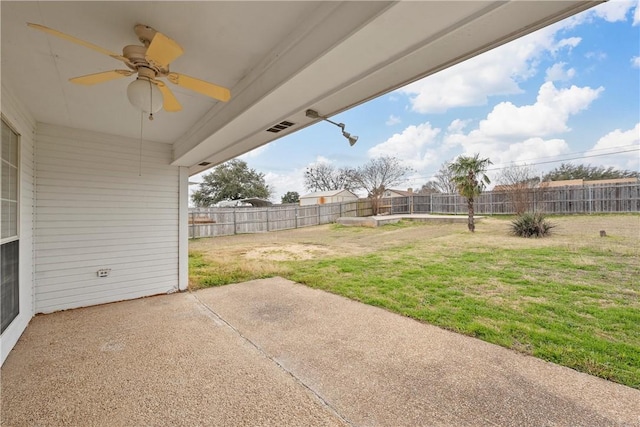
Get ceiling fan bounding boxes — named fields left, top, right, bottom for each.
left=27, top=22, right=231, bottom=116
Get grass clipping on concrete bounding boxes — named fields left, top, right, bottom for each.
left=189, top=215, right=640, bottom=388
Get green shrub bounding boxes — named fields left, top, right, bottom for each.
left=510, top=212, right=555, bottom=238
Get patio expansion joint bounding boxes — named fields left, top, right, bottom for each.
left=189, top=292, right=354, bottom=427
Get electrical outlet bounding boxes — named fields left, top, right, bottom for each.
left=97, top=268, right=111, bottom=278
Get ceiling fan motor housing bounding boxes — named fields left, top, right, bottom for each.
left=134, top=24, right=157, bottom=46
left=122, top=45, right=168, bottom=77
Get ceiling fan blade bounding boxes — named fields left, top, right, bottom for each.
left=167, top=72, right=231, bottom=102
left=146, top=32, right=184, bottom=69
left=154, top=80, right=182, bottom=112
left=69, top=70, right=133, bottom=85
left=27, top=23, right=131, bottom=65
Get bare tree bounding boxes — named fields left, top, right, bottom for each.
left=420, top=161, right=458, bottom=194
left=352, top=156, right=413, bottom=214
left=495, top=163, right=540, bottom=214
left=304, top=163, right=358, bottom=192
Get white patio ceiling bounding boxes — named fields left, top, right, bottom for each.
left=1, top=1, right=602, bottom=175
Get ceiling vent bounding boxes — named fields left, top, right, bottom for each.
left=198, top=162, right=211, bottom=166
left=266, top=120, right=295, bottom=133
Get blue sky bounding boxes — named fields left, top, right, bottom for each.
left=195, top=0, right=640, bottom=202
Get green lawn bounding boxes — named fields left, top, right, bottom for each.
left=189, top=215, right=640, bottom=388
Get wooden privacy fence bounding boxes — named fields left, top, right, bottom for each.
left=189, top=200, right=372, bottom=238
left=422, top=183, right=640, bottom=215
left=189, top=183, right=639, bottom=238
left=352, top=183, right=640, bottom=216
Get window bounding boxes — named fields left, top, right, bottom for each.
left=1, top=119, right=19, bottom=334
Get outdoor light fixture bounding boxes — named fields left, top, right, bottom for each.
left=305, top=109, right=358, bottom=146
left=127, top=77, right=163, bottom=119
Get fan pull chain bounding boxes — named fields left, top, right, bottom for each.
left=148, top=78, right=154, bottom=121
left=139, top=111, right=144, bottom=177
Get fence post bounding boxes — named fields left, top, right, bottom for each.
left=318, top=205, right=321, bottom=225
left=295, top=206, right=299, bottom=228
left=266, top=208, right=269, bottom=231
left=190, top=211, right=194, bottom=239
left=233, top=208, right=237, bottom=235
left=490, top=192, right=493, bottom=216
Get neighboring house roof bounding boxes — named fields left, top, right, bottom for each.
left=493, top=184, right=534, bottom=192
left=384, top=189, right=414, bottom=197
left=583, top=178, right=638, bottom=185
left=300, top=190, right=358, bottom=199
left=539, top=178, right=638, bottom=188
left=215, top=198, right=273, bottom=207
left=240, top=198, right=273, bottom=207
left=538, top=179, right=585, bottom=188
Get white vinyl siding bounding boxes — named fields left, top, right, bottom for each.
left=34, top=124, right=179, bottom=313
left=1, top=85, right=35, bottom=365
left=299, top=190, right=358, bottom=206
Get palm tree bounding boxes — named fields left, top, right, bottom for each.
left=448, top=154, right=492, bottom=232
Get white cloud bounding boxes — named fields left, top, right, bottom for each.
left=585, top=51, right=607, bottom=61
left=591, top=0, right=635, bottom=22
left=397, top=24, right=583, bottom=113
left=563, top=0, right=637, bottom=27
left=314, top=155, right=332, bottom=165
left=545, top=62, right=576, bottom=82
left=239, top=144, right=269, bottom=159
left=264, top=168, right=307, bottom=202
left=447, top=119, right=470, bottom=134
left=591, top=123, right=640, bottom=150
left=396, top=2, right=638, bottom=115
left=439, top=81, right=604, bottom=174
left=585, top=123, right=640, bottom=171
left=554, top=37, right=582, bottom=52
left=385, top=115, right=401, bottom=126
left=368, top=122, right=441, bottom=170
left=477, top=82, right=603, bottom=139
left=632, top=56, right=640, bottom=68
left=485, top=138, right=571, bottom=171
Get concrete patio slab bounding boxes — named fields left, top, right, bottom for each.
left=2, top=277, right=639, bottom=426
left=195, top=278, right=640, bottom=427
left=337, top=214, right=483, bottom=227
left=0, top=290, right=346, bottom=427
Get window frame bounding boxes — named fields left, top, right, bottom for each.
left=1, top=116, right=21, bottom=335
left=1, top=116, right=20, bottom=245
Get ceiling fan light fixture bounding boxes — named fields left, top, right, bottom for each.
left=127, top=77, right=163, bottom=114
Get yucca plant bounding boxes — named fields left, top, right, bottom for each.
left=510, top=212, right=555, bottom=238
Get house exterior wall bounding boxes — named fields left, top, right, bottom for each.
left=34, top=124, right=180, bottom=313
left=1, top=85, right=36, bottom=365
left=299, top=190, right=358, bottom=206
left=299, top=197, right=320, bottom=206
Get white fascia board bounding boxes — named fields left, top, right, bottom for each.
left=172, top=1, right=393, bottom=167
left=176, top=0, right=602, bottom=174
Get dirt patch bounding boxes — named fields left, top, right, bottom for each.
left=191, top=215, right=640, bottom=263
left=244, top=244, right=335, bottom=261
